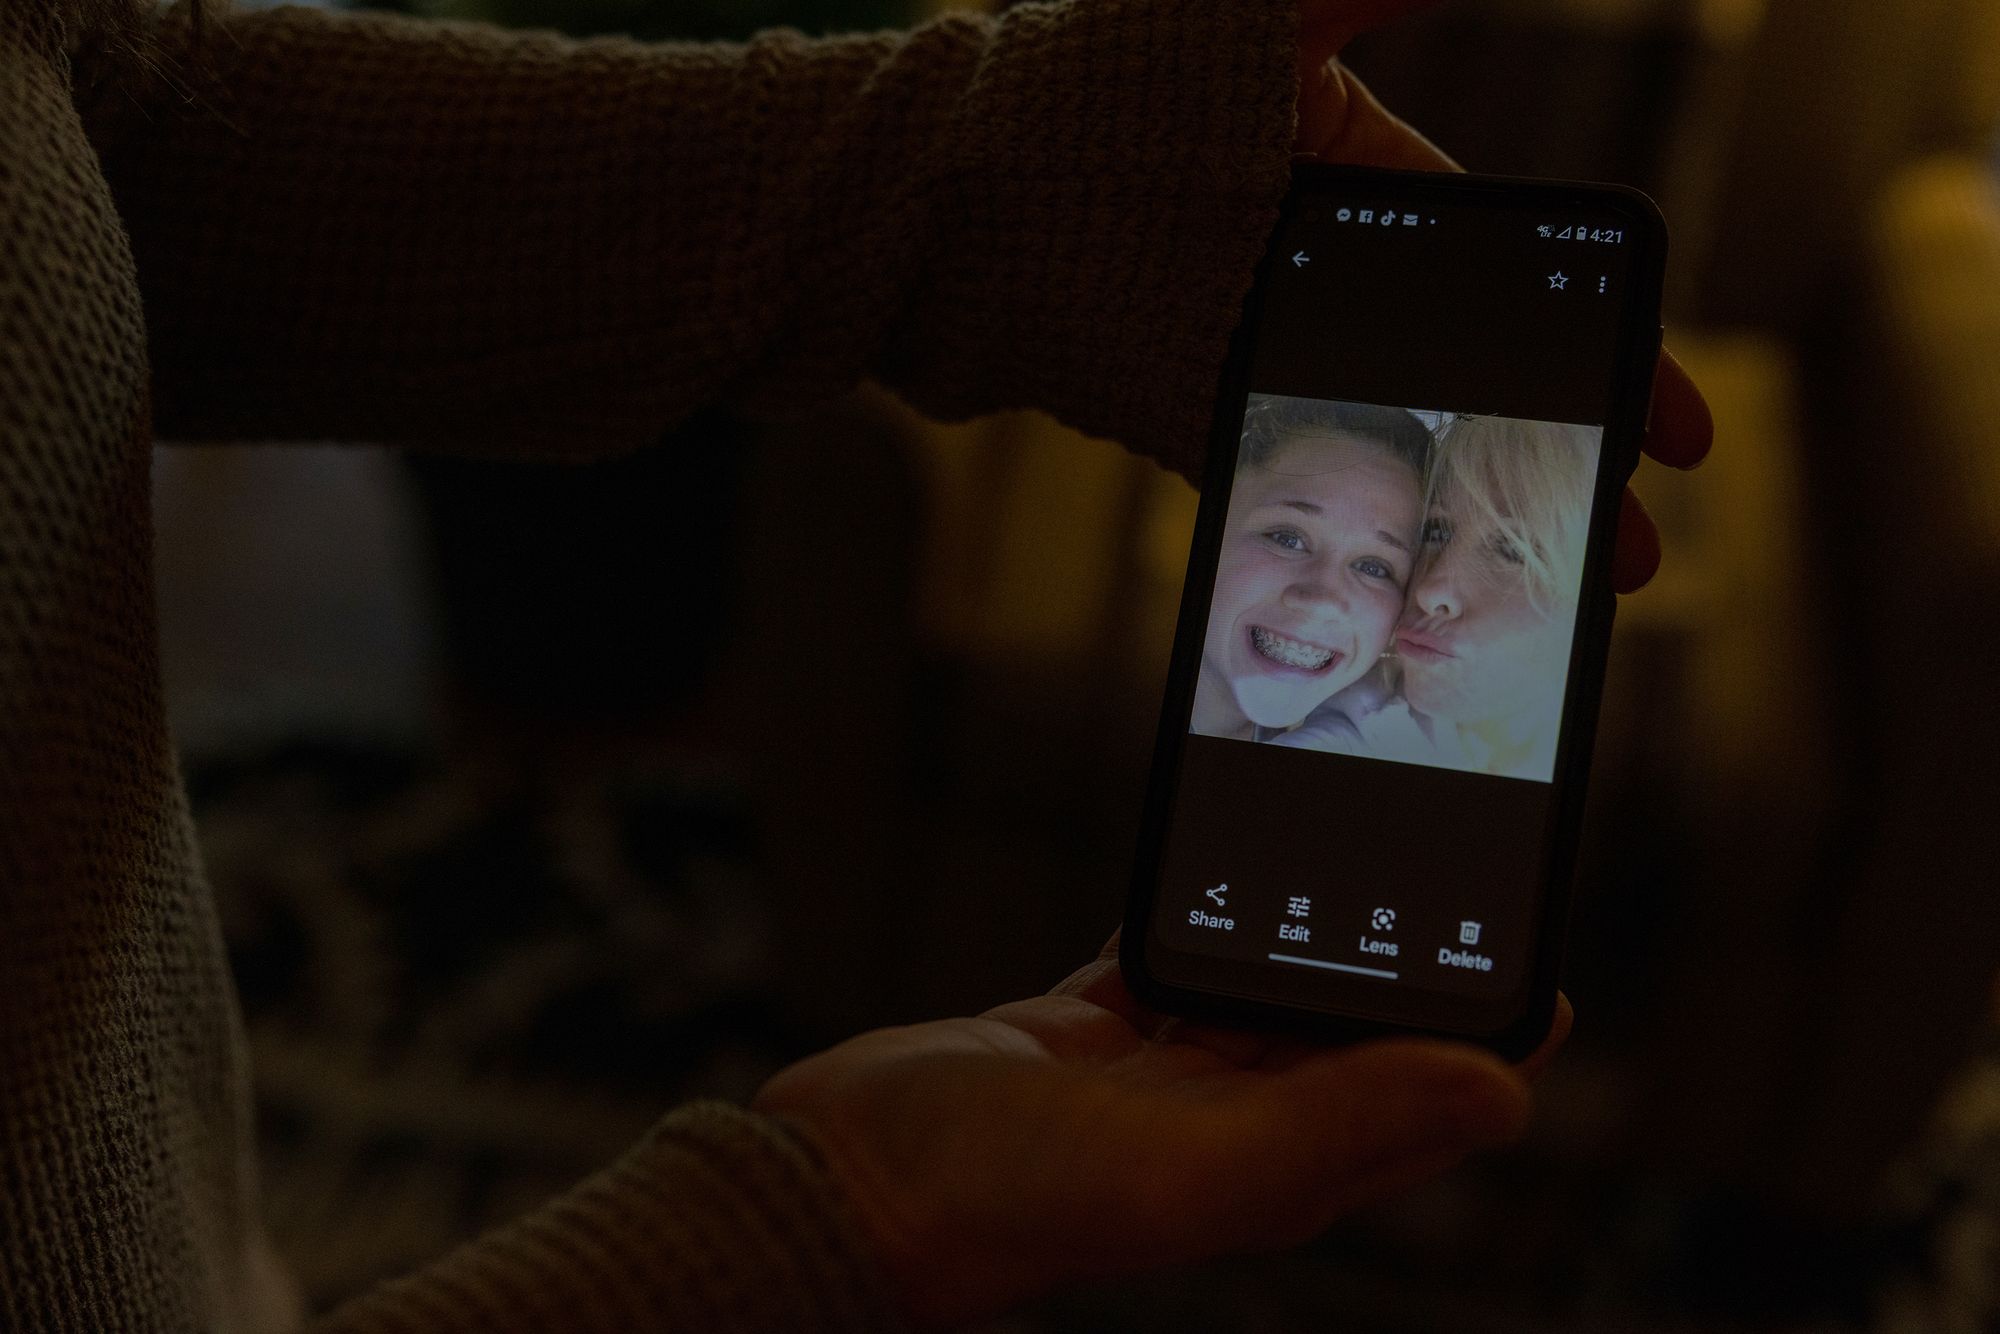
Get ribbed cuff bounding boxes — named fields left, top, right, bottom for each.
left=881, top=0, right=1301, bottom=479
left=316, top=1102, right=905, bottom=1334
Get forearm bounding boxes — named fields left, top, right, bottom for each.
left=99, top=4, right=982, bottom=457
left=96, top=1, right=1298, bottom=471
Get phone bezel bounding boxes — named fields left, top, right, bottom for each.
left=1120, top=164, right=1667, bottom=1061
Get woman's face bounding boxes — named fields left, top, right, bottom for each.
left=1202, top=436, right=1421, bottom=732
left=1395, top=512, right=1575, bottom=727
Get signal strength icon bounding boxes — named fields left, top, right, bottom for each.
left=1556, top=225, right=1574, bottom=239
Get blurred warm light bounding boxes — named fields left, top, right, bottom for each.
left=1872, top=156, right=2000, bottom=557
left=1618, top=332, right=1819, bottom=785
left=885, top=397, right=1194, bottom=668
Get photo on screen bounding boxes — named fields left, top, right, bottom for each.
left=1188, top=394, right=1603, bottom=783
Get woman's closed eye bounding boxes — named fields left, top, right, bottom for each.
left=1425, top=515, right=1528, bottom=568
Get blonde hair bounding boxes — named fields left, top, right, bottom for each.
left=1425, top=415, right=1600, bottom=614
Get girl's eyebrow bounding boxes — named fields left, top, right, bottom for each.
left=1256, top=500, right=1411, bottom=554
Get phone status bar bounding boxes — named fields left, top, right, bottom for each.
left=1537, top=222, right=1629, bottom=244
left=1287, top=204, right=1626, bottom=302
left=1300, top=203, right=1631, bottom=247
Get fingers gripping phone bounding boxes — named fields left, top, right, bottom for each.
left=1121, top=165, right=1666, bottom=1060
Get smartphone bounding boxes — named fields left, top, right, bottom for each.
left=1121, top=165, right=1666, bottom=1059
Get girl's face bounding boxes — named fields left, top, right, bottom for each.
left=1201, top=436, right=1421, bottom=732
left=1395, top=511, right=1575, bottom=727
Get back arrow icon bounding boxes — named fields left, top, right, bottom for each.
left=1292, top=251, right=1310, bottom=268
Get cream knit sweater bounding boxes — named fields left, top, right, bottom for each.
left=0, top=0, right=1299, bottom=1327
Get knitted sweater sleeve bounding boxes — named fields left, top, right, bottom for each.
left=97, top=0, right=1301, bottom=476
left=312, top=1102, right=899, bottom=1334
left=57, top=7, right=1301, bottom=1329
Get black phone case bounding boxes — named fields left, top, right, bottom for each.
left=1120, top=164, right=1668, bottom=1061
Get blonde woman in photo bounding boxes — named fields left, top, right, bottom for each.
left=1275, top=414, right=1600, bottom=779
left=1389, top=414, right=1601, bottom=780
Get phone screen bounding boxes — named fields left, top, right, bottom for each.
left=1131, top=169, right=1664, bottom=1042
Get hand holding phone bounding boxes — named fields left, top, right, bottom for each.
left=1123, top=165, right=1672, bottom=1057
left=757, top=931, right=1554, bottom=1329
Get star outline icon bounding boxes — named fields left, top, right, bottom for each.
left=1548, top=271, right=1569, bottom=290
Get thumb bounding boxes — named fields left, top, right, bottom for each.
left=1291, top=1040, right=1532, bottom=1164
left=1180, top=1039, right=1531, bottom=1251
left=1296, top=57, right=1460, bottom=171
left=1045, top=1039, right=1534, bottom=1273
